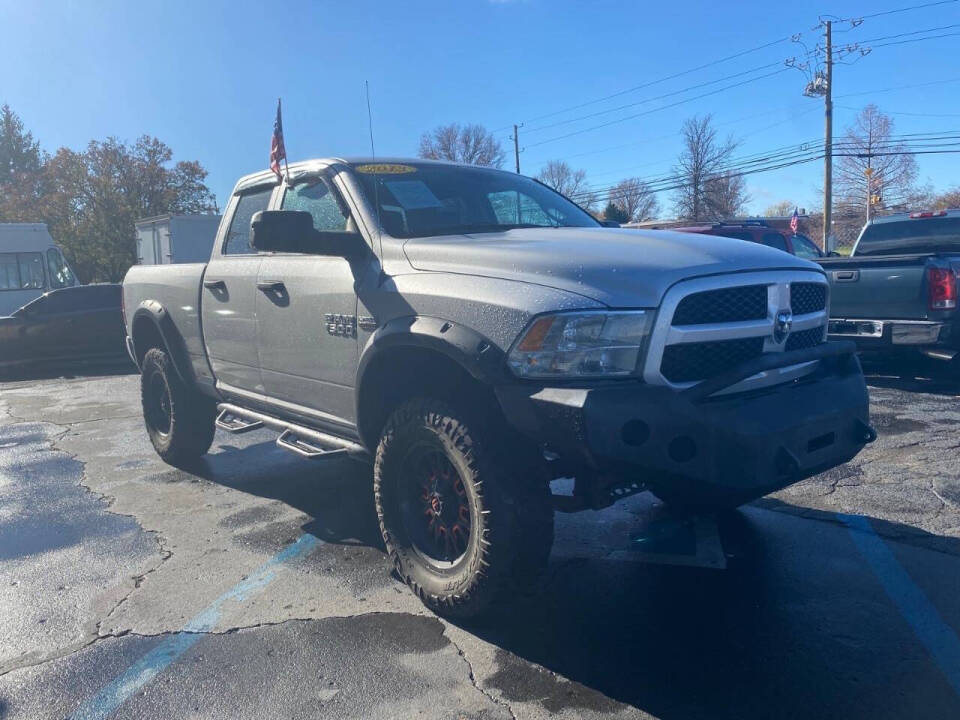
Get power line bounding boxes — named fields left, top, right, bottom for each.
left=854, top=22, right=960, bottom=44
left=562, top=133, right=960, bottom=203
left=524, top=61, right=785, bottom=134
left=835, top=76, right=960, bottom=99
left=836, top=105, right=960, bottom=117
left=839, top=0, right=958, bottom=22
left=524, top=103, right=815, bottom=164
left=517, top=35, right=796, bottom=126
left=871, top=30, right=960, bottom=48
left=525, top=68, right=790, bottom=149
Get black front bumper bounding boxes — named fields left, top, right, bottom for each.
left=496, top=342, right=873, bottom=502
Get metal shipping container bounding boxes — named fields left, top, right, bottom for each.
left=135, top=214, right=222, bottom=265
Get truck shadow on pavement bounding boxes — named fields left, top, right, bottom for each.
left=459, top=504, right=960, bottom=720
left=860, top=354, right=959, bottom=396
left=182, top=438, right=960, bottom=719
left=187, top=439, right=384, bottom=550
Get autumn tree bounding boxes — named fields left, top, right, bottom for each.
left=418, top=123, right=505, bottom=168
left=0, top=104, right=216, bottom=283
left=609, top=177, right=659, bottom=222
left=835, top=105, right=918, bottom=221
left=0, top=104, right=49, bottom=221
left=45, top=137, right=216, bottom=282
left=672, top=114, right=745, bottom=221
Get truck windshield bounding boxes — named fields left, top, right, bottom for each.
left=350, top=162, right=599, bottom=238
left=855, top=216, right=960, bottom=256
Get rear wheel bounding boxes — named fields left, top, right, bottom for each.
left=374, top=397, right=553, bottom=618
left=140, top=347, right=216, bottom=466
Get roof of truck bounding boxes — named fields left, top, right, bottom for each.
left=869, top=209, right=960, bottom=224
left=232, top=157, right=506, bottom=194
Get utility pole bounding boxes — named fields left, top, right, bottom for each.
left=865, top=165, right=873, bottom=224
left=512, top=124, right=521, bottom=174
left=823, top=20, right=833, bottom=253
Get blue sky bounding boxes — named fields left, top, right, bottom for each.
left=1, top=0, right=958, bottom=216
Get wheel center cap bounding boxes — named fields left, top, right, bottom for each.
left=428, top=493, right=443, bottom=515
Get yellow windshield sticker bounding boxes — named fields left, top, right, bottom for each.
left=354, top=163, right=417, bottom=174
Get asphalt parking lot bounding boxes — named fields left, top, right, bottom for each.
left=1, top=360, right=959, bottom=719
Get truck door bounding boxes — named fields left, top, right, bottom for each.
left=255, top=177, right=360, bottom=428
left=200, top=185, right=273, bottom=395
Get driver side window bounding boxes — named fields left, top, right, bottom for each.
left=281, top=180, right=349, bottom=233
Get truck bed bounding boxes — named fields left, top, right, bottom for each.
left=818, top=253, right=937, bottom=320
left=122, top=263, right=211, bottom=381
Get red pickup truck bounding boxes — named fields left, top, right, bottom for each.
left=673, top=221, right=825, bottom=260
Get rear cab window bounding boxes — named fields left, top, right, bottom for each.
left=855, top=216, right=960, bottom=256
left=761, top=232, right=789, bottom=253
left=223, top=187, right=274, bottom=255
left=791, top=234, right=822, bottom=260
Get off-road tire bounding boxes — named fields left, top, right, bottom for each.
left=140, top=347, right=216, bottom=466
left=374, top=397, right=553, bottom=618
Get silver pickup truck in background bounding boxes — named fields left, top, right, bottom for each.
left=122, top=157, right=874, bottom=617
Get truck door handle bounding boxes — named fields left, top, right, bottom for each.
left=203, top=279, right=226, bottom=290
left=256, top=280, right=286, bottom=292
left=833, top=270, right=859, bottom=282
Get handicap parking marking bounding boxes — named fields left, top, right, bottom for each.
left=841, top=513, right=960, bottom=698
left=68, top=533, right=320, bottom=720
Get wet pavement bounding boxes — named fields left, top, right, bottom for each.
left=0, top=361, right=958, bottom=719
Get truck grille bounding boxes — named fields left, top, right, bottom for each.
left=647, top=273, right=830, bottom=390
left=672, top=285, right=767, bottom=325
left=790, top=283, right=827, bottom=315
left=785, top=326, right=825, bottom=352
left=661, top=337, right=765, bottom=383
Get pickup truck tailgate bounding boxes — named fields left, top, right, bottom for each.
left=822, top=256, right=930, bottom=320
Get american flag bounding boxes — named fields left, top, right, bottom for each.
left=789, top=207, right=799, bottom=234
left=270, top=99, right=286, bottom=181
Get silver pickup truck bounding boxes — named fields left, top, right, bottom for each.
left=122, top=157, right=874, bottom=617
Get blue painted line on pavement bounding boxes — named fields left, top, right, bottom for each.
left=69, top=533, right=320, bottom=720
left=840, top=513, right=960, bottom=697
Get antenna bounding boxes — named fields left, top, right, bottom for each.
left=365, top=80, right=384, bottom=263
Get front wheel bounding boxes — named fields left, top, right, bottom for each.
left=374, top=397, right=553, bottom=618
left=140, top=347, right=216, bottom=467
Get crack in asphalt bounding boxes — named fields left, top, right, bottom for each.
left=443, top=624, right=518, bottom=720
left=0, top=400, right=176, bottom=679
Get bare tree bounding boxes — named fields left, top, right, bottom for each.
left=609, top=177, right=660, bottom=222
left=835, top=105, right=918, bottom=222
left=706, top=173, right=749, bottom=218
left=933, top=187, right=960, bottom=210
left=763, top=200, right=796, bottom=217
left=418, top=123, right=505, bottom=168
left=536, top=160, right=597, bottom=211
left=672, top=114, right=742, bottom=221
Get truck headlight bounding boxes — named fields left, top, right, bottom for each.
left=507, top=310, right=653, bottom=378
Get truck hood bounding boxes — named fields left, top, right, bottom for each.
left=403, top=227, right=822, bottom=307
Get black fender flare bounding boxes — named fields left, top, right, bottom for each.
left=357, top=315, right=509, bottom=389
left=354, top=316, right=510, bottom=442
left=129, top=301, right=195, bottom=385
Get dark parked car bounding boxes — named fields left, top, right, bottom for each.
left=0, top=284, right=129, bottom=372
left=674, top=221, right=825, bottom=259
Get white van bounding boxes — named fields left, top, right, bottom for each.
left=0, top=224, right=79, bottom=316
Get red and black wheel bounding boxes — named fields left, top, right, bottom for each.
left=374, top=397, right=553, bottom=618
